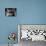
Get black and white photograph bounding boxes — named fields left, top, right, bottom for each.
left=5, top=8, right=16, bottom=16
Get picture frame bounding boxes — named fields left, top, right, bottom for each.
left=5, top=8, right=17, bottom=17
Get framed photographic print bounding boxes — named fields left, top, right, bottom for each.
left=5, top=8, right=16, bottom=16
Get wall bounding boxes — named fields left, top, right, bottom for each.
left=0, top=0, right=46, bottom=44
